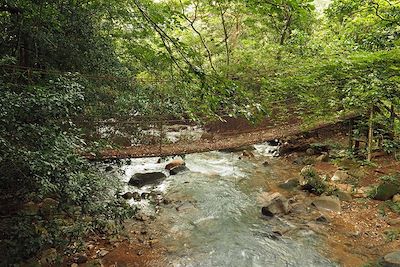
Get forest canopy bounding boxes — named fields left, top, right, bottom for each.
left=1, top=0, right=400, bottom=264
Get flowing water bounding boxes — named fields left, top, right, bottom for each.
left=117, top=143, right=337, bottom=267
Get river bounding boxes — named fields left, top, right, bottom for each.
left=117, top=143, right=337, bottom=267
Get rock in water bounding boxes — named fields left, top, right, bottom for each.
left=312, top=196, right=341, bottom=212
left=165, top=159, right=185, bottom=170
left=128, top=172, right=166, bottom=187
left=260, top=192, right=290, bottom=217
left=383, top=251, right=400, bottom=267
left=170, top=165, right=189, bottom=175
left=122, top=192, right=134, bottom=199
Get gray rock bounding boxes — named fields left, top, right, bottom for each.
left=312, top=196, right=341, bottom=212
left=128, top=172, right=166, bottom=187
left=98, top=250, right=109, bottom=257
left=170, top=165, right=189, bottom=175
left=332, top=190, right=353, bottom=202
left=383, top=251, right=400, bottom=267
left=261, top=192, right=290, bottom=217
left=331, top=170, right=349, bottom=182
left=316, top=153, right=329, bottom=162
left=278, top=178, right=300, bottom=190
left=141, top=192, right=150, bottom=199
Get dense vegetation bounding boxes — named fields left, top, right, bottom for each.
left=1, top=0, right=399, bottom=264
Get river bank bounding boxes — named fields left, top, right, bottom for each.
left=68, top=123, right=400, bottom=267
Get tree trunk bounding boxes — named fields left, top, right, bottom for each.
left=348, top=118, right=353, bottom=150
left=367, top=107, right=374, bottom=161
left=390, top=103, right=395, bottom=140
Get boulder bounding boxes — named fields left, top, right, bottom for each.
left=165, top=159, right=185, bottom=170
left=331, top=170, right=349, bottom=182
left=105, top=166, right=113, bottom=172
left=261, top=192, right=290, bottom=217
left=170, top=165, right=189, bottom=175
left=312, top=196, right=341, bottom=212
left=278, top=178, right=300, bottom=190
left=316, top=153, right=329, bottom=162
left=128, top=172, right=166, bottom=187
left=242, top=150, right=255, bottom=158
left=141, top=192, right=150, bottom=199
left=122, top=192, right=134, bottom=199
left=306, top=148, right=316, bottom=155
left=373, top=181, right=400, bottom=201
left=132, top=192, right=141, bottom=201
left=383, top=251, right=400, bottom=267
left=332, top=190, right=352, bottom=202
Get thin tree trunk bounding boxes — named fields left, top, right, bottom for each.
left=390, top=103, right=395, bottom=140
left=367, top=107, right=374, bottom=161
left=348, top=118, right=353, bottom=150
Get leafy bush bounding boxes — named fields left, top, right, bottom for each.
left=0, top=75, right=133, bottom=264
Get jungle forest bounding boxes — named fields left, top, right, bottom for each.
left=1, top=0, right=400, bottom=266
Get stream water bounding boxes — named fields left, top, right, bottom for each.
left=117, top=143, right=337, bottom=267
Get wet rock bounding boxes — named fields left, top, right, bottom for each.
left=22, top=201, right=40, bottom=215
left=132, top=192, right=141, bottom=201
left=278, top=178, right=300, bottom=190
left=312, top=196, right=341, bottom=212
left=105, top=166, right=113, bottom=172
left=40, top=248, right=58, bottom=265
left=40, top=198, right=59, bottom=215
left=170, top=165, right=189, bottom=175
left=165, top=159, right=185, bottom=170
left=242, top=150, right=255, bottom=158
left=373, top=181, right=400, bottom=201
left=122, top=192, right=134, bottom=199
left=261, top=192, right=290, bottom=217
left=139, top=193, right=150, bottom=200
left=128, top=172, right=166, bottom=187
left=316, top=153, right=329, bottom=162
left=383, top=251, right=400, bottom=267
left=331, top=170, right=349, bottom=182
left=176, top=202, right=196, bottom=212
left=163, top=198, right=172, bottom=205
